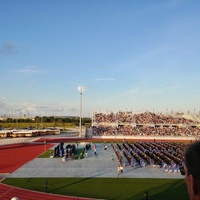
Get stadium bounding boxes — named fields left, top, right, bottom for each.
left=1, top=0, right=200, bottom=199
left=0, top=111, right=199, bottom=200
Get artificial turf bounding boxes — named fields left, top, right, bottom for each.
left=2, top=178, right=190, bottom=200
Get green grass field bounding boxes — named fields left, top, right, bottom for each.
left=2, top=178, right=189, bottom=200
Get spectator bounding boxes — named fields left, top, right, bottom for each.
left=184, top=141, right=200, bottom=200
left=85, top=151, right=88, bottom=158
left=117, top=165, right=121, bottom=176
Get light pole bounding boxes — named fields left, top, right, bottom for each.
left=78, top=86, right=85, bottom=137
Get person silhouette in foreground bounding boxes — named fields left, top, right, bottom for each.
left=183, top=141, right=200, bottom=200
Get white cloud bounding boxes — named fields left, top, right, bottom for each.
left=15, top=66, right=43, bottom=74
left=94, top=78, right=115, bottom=82
left=27, top=81, right=35, bottom=88
left=0, top=97, right=5, bottom=101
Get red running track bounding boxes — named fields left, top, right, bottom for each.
left=0, top=183, right=94, bottom=200
left=0, top=143, right=54, bottom=173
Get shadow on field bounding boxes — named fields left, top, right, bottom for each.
left=51, top=177, right=95, bottom=192
left=125, top=179, right=190, bottom=200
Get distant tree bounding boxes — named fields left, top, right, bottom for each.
left=6, top=118, right=13, bottom=123
left=35, top=116, right=41, bottom=123
left=43, top=116, right=49, bottom=123
left=57, top=118, right=63, bottom=124
left=64, top=118, right=72, bottom=123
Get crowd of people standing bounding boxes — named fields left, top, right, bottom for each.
left=94, top=111, right=199, bottom=125
left=92, top=111, right=200, bottom=137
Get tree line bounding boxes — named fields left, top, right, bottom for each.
left=0, top=116, right=92, bottom=127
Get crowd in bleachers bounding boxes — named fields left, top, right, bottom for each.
left=92, top=111, right=200, bottom=137
left=136, top=126, right=199, bottom=137
left=92, top=125, right=200, bottom=137
left=117, top=125, right=138, bottom=136
left=94, top=112, right=116, bottom=123
left=94, top=111, right=198, bottom=125
left=111, top=141, right=189, bottom=174
left=116, top=111, right=134, bottom=123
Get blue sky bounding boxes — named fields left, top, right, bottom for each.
left=0, top=0, right=200, bottom=117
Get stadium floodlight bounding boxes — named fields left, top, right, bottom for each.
left=78, top=86, right=85, bottom=137
left=78, top=86, right=85, bottom=94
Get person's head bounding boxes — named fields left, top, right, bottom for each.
left=11, top=197, right=19, bottom=200
left=184, top=141, right=200, bottom=200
